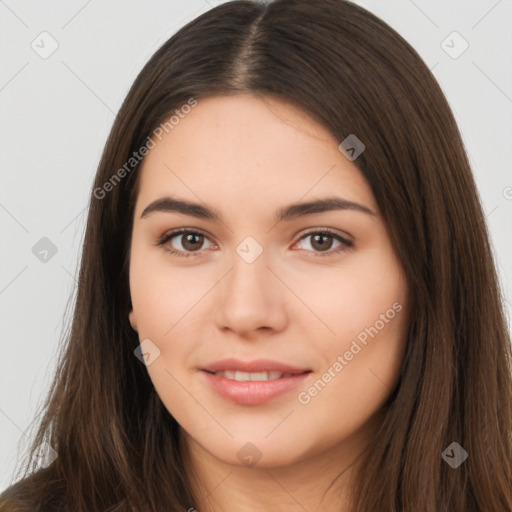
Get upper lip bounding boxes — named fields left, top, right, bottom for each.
left=201, top=358, right=311, bottom=374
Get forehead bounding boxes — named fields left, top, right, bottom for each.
left=134, top=94, right=376, bottom=218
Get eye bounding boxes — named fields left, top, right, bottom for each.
left=157, top=229, right=215, bottom=258
left=294, top=229, right=353, bottom=257
left=156, top=228, right=353, bottom=258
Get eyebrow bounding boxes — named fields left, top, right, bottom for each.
left=140, top=196, right=377, bottom=222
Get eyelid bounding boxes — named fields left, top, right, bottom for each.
left=297, top=227, right=353, bottom=244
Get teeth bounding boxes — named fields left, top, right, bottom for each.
left=213, top=370, right=294, bottom=381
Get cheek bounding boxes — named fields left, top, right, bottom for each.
left=129, top=260, right=202, bottom=416
left=295, top=276, right=408, bottom=446
left=292, top=248, right=407, bottom=345
left=129, top=247, right=208, bottom=335
left=294, top=247, right=408, bottom=401
left=129, top=250, right=215, bottom=392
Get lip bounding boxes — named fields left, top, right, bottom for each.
left=201, top=358, right=311, bottom=374
left=201, top=371, right=311, bottom=405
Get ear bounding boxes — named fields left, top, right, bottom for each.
left=128, top=309, right=138, bottom=332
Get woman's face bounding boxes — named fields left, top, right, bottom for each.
left=128, top=93, right=409, bottom=469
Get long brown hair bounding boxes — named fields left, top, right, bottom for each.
left=2, top=1, right=511, bottom=510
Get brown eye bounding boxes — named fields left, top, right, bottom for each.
left=309, top=233, right=334, bottom=252
left=158, top=229, right=214, bottom=257
left=180, top=232, right=204, bottom=252
left=295, top=230, right=353, bottom=257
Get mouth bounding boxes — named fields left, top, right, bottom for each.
left=202, top=369, right=309, bottom=381
left=200, top=359, right=312, bottom=405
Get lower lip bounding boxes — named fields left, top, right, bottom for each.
left=201, top=370, right=311, bottom=405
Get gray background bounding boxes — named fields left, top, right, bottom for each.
left=1, top=0, right=511, bottom=490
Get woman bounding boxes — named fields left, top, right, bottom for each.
left=2, top=0, right=511, bottom=510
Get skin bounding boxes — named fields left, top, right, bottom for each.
left=128, top=93, right=410, bottom=511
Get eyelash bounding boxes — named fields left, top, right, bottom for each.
left=156, top=228, right=353, bottom=259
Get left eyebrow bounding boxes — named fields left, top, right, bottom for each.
left=275, top=196, right=377, bottom=221
left=139, top=196, right=377, bottom=221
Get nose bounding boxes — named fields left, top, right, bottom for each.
left=214, top=247, right=288, bottom=338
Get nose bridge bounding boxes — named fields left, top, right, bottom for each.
left=227, top=234, right=272, bottom=300
left=216, top=234, right=286, bottom=333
